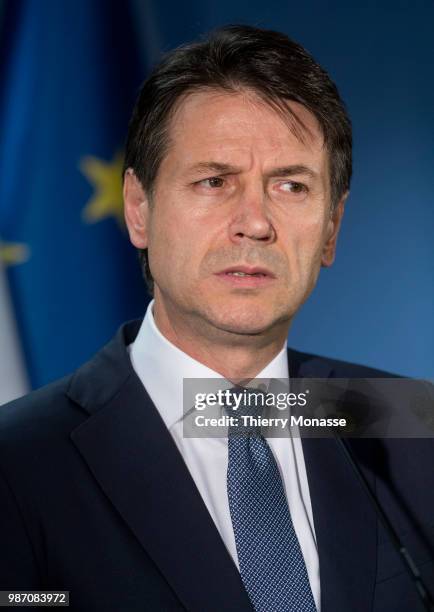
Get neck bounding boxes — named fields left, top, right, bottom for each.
left=151, top=298, right=289, bottom=381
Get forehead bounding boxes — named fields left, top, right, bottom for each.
left=164, top=88, right=327, bottom=171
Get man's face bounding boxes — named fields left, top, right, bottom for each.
left=125, top=89, right=345, bottom=340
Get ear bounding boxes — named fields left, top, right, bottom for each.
left=321, top=192, right=348, bottom=268
left=123, top=169, right=150, bottom=249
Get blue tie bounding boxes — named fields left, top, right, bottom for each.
left=226, top=388, right=317, bottom=612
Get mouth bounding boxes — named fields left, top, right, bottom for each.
left=214, top=266, right=276, bottom=288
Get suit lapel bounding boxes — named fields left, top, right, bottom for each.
left=289, top=348, right=377, bottom=612
left=68, top=321, right=253, bottom=612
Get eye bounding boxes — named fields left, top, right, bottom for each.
left=198, top=176, right=225, bottom=188
left=279, top=181, right=307, bottom=194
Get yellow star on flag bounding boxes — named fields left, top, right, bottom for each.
left=0, top=240, right=30, bottom=267
left=80, top=151, right=125, bottom=227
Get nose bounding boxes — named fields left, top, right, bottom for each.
left=228, top=184, right=275, bottom=245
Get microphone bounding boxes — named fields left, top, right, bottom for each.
left=333, top=433, right=434, bottom=612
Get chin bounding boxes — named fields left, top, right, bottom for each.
left=206, top=304, right=288, bottom=336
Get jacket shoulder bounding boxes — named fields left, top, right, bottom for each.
left=0, top=375, right=81, bottom=445
left=287, top=346, right=400, bottom=378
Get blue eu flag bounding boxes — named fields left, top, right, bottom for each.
left=0, top=0, right=148, bottom=388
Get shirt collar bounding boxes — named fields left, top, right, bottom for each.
left=130, top=300, right=289, bottom=430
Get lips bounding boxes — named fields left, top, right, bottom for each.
left=217, top=266, right=275, bottom=278
left=214, top=265, right=276, bottom=288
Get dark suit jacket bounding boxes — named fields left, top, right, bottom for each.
left=0, top=320, right=433, bottom=611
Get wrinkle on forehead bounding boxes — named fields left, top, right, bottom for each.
left=169, top=87, right=325, bottom=153
left=242, top=89, right=316, bottom=146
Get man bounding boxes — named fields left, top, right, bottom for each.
left=0, top=25, right=433, bottom=612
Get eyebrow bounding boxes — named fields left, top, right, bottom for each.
left=189, top=162, right=239, bottom=175
left=265, top=165, right=318, bottom=179
left=188, top=161, right=318, bottom=179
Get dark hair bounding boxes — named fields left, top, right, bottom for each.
left=124, top=24, right=352, bottom=295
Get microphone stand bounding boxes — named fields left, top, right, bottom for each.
left=333, top=432, right=434, bottom=612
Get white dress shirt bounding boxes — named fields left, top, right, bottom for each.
left=129, top=300, right=321, bottom=610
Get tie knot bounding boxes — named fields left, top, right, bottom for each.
left=225, top=386, right=266, bottom=437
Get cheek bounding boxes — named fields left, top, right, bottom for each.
left=147, top=212, right=204, bottom=286
left=146, top=214, right=178, bottom=279
left=286, top=215, right=327, bottom=276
